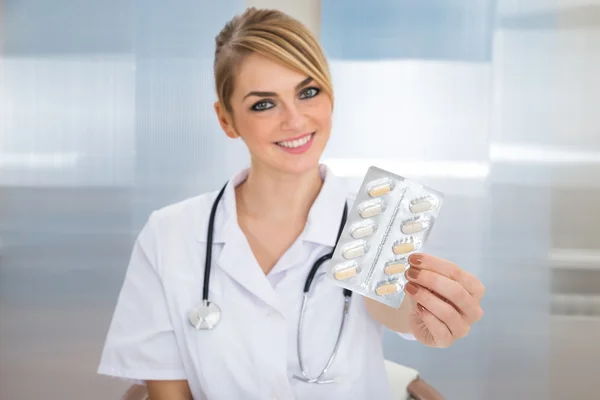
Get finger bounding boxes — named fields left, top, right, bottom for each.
left=405, top=282, right=470, bottom=339
left=405, top=267, right=483, bottom=324
left=415, top=303, right=453, bottom=348
left=408, top=253, right=486, bottom=301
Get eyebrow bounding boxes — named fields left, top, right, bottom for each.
left=243, top=77, right=313, bottom=100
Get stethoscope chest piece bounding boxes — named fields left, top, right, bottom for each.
left=188, top=300, right=221, bottom=330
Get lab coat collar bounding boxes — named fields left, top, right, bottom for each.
left=194, top=164, right=348, bottom=314
left=195, top=168, right=248, bottom=244
left=195, top=164, right=348, bottom=247
left=217, top=233, right=284, bottom=314
left=194, top=169, right=286, bottom=312
left=302, top=164, right=349, bottom=247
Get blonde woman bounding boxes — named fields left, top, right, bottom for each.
left=98, top=7, right=485, bottom=400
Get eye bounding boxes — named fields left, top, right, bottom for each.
left=251, top=100, right=274, bottom=112
left=300, top=87, right=320, bottom=99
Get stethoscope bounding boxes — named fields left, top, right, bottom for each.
left=188, top=182, right=352, bottom=384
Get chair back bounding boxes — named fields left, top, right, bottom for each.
left=384, top=359, right=445, bottom=400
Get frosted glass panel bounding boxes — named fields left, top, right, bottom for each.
left=0, top=2, right=245, bottom=399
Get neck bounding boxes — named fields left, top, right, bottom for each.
left=236, top=161, right=323, bottom=222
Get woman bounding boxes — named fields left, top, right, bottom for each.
left=98, top=7, right=485, bottom=400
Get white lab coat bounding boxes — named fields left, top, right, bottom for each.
left=97, top=164, right=415, bottom=400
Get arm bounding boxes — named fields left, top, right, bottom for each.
left=364, top=294, right=414, bottom=334
left=97, top=213, right=189, bottom=387
left=407, top=377, right=445, bottom=400
left=146, top=380, right=193, bottom=400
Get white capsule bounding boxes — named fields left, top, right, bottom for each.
left=358, top=200, right=385, bottom=218
left=350, top=221, right=377, bottom=239
left=401, top=218, right=429, bottom=234
left=409, top=196, right=438, bottom=213
left=342, top=242, right=368, bottom=259
left=333, top=261, right=359, bottom=280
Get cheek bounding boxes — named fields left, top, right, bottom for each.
left=235, top=112, right=278, bottom=143
left=312, top=104, right=333, bottom=133
left=319, top=111, right=332, bottom=129
left=307, top=96, right=333, bottom=127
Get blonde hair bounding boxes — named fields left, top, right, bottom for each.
left=214, top=7, right=333, bottom=113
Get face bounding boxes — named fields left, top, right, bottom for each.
left=214, top=52, right=333, bottom=176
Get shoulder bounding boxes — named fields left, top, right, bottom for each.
left=153, top=191, right=216, bottom=221
left=131, top=190, right=221, bottom=277
left=143, top=190, right=219, bottom=237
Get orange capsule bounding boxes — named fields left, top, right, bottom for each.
left=333, top=261, right=359, bottom=280
left=367, top=179, right=394, bottom=197
left=375, top=281, right=403, bottom=296
left=393, top=242, right=415, bottom=255
left=384, top=261, right=408, bottom=275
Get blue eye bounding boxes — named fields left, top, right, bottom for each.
left=300, top=87, right=320, bottom=99
left=251, top=100, right=274, bottom=112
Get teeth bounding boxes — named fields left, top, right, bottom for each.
left=278, top=134, right=312, bottom=148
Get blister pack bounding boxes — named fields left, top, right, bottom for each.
left=326, top=166, right=444, bottom=308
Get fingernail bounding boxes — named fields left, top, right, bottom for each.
left=406, top=268, right=420, bottom=280
left=418, top=303, right=425, bottom=312
left=408, top=254, right=423, bottom=266
left=405, top=282, right=419, bottom=295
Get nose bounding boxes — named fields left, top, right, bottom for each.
left=280, top=103, right=307, bottom=132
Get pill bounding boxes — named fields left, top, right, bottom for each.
left=393, top=242, right=415, bottom=255
left=333, top=262, right=359, bottom=280
left=410, top=196, right=437, bottom=213
left=359, top=201, right=385, bottom=218
left=350, top=221, right=377, bottom=239
left=368, top=180, right=393, bottom=197
left=335, top=269, right=357, bottom=280
left=401, top=219, right=429, bottom=234
left=376, top=281, right=402, bottom=296
left=342, top=242, right=368, bottom=259
left=384, top=261, right=408, bottom=275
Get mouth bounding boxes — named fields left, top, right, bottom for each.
left=275, top=132, right=315, bottom=149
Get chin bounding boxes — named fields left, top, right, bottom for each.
left=272, top=151, right=323, bottom=177
left=280, top=159, right=321, bottom=176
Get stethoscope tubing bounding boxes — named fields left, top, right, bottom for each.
left=200, top=181, right=352, bottom=384
left=203, top=183, right=227, bottom=302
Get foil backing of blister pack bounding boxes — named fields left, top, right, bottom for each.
left=326, top=166, right=444, bottom=308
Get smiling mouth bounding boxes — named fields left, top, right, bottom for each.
left=275, top=132, right=315, bottom=148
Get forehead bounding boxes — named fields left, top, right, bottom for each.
left=234, top=52, right=307, bottom=95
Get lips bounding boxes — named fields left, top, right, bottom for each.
left=276, top=132, right=315, bottom=149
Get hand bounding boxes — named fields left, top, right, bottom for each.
left=403, top=253, right=485, bottom=348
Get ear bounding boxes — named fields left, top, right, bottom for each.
left=214, top=101, right=239, bottom=139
